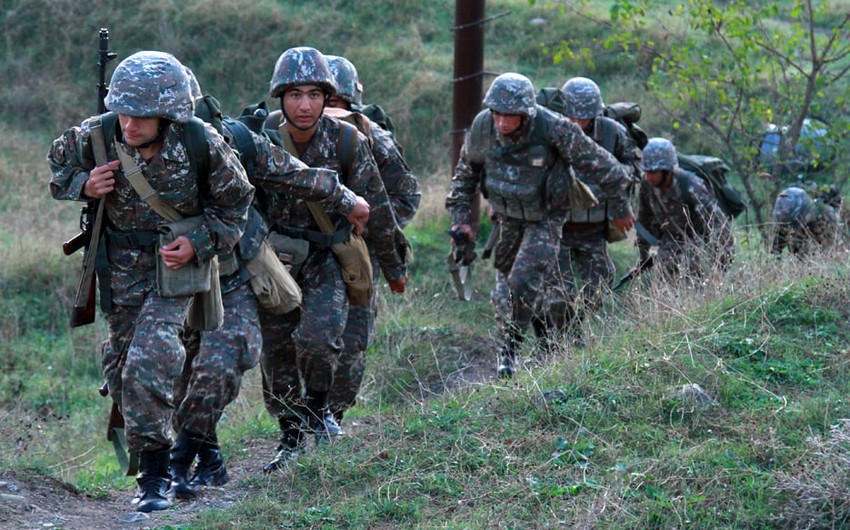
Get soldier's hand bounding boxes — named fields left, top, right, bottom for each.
left=347, top=195, right=370, bottom=235
left=388, top=274, right=408, bottom=294
left=449, top=224, right=474, bottom=247
left=612, top=213, right=636, bottom=234
left=84, top=160, right=120, bottom=199
left=159, top=235, right=196, bottom=269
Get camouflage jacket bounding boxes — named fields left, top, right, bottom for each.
left=48, top=118, right=254, bottom=305
left=49, top=118, right=253, bottom=262
left=565, top=115, right=641, bottom=223
left=446, top=106, right=634, bottom=227
left=256, top=115, right=406, bottom=282
left=637, top=169, right=732, bottom=262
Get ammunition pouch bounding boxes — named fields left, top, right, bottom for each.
left=332, top=232, right=373, bottom=306
left=156, top=216, right=215, bottom=298
left=244, top=238, right=302, bottom=315
left=155, top=215, right=222, bottom=331
left=267, top=231, right=310, bottom=277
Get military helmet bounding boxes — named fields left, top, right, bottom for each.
left=562, top=77, right=603, bottom=119
left=326, top=55, right=363, bottom=106
left=269, top=46, right=337, bottom=98
left=640, top=138, right=678, bottom=171
left=483, top=73, right=536, bottom=118
left=183, top=65, right=202, bottom=101
left=104, top=51, right=194, bottom=123
left=772, top=186, right=813, bottom=225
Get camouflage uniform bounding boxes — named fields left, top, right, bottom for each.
left=171, top=119, right=355, bottom=492
left=325, top=55, right=420, bottom=421
left=555, top=77, right=641, bottom=334
left=257, top=47, right=407, bottom=470
left=770, top=186, right=839, bottom=255
left=637, top=139, right=734, bottom=279
left=445, top=73, right=633, bottom=378
left=47, top=51, right=253, bottom=512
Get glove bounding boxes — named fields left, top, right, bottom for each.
left=388, top=275, right=408, bottom=294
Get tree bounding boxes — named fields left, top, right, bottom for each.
left=534, top=0, right=850, bottom=240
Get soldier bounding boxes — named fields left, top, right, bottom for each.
left=324, top=54, right=420, bottom=426
left=168, top=68, right=370, bottom=499
left=47, top=51, right=255, bottom=512
left=445, top=73, right=635, bottom=379
left=770, top=186, right=839, bottom=255
left=636, top=137, right=734, bottom=279
left=258, top=47, right=408, bottom=472
left=552, top=77, right=641, bottom=341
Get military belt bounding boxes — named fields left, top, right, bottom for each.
left=563, top=221, right=606, bottom=232
left=271, top=223, right=352, bottom=248
left=106, top=227, right=158, bottom=251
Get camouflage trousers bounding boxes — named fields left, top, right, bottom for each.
left=103, top=293, right=191, bottom=452
left=554, top=222, right=614, bottom=326
left=328, top=252, right=379, bottom=418
left=490, top=216, right=563, bottom=349
left=173, top=284, right=261, bottom=437
left=260, top=249, right=348, bottom=421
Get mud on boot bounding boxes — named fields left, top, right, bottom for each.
left=190, top=430, right=229, bottom=487
left=169, top=429, right=201, bottom=500
left=135, top=448, right=172, bottom=513
left=262, top=417, right=305, bottom=473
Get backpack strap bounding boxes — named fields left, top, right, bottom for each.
left=183, top=117, right=210, bottom=194
left=222, top=117, right=258, bottom=179
left=336, top=119, right=359, bottom=183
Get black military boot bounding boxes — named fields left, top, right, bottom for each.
left=169, top=429, right=201, bottom=500
left=135, top=447, right=172, bottom=513
left=262, top=416, right=305, bottom=473
left=190, top=430, right=229, bottom=487
left=304, top=389, right=342, bottom=444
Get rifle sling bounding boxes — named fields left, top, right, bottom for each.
left=278, top=123, right=351, bottom=240
left=115, top=146, right=183, bottom=222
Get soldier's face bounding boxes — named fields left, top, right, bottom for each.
left=567, top=117, right=592, bottom=133
left=283, top=85, right=326, bottom=130
left=326, top=95, right=349, bottom=110
left=118, top=115, right=161, bottom=147
left=493, top=112, right=523, bottom=136
left=645, top=169, right=672, bottom=190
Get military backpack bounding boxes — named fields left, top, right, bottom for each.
left=676, top=153, right=747, bottom=218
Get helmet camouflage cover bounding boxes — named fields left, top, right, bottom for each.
left=640, top=137, right=678, bottom=171
left=483, top=73, right=537, bottom=118
left=269, top=46, right=337, bottom=98
left=104, top=51, right=194, bottom=123
left=326, top=55, right=363, bottom=106
left=772, top=186, right=813, bottom=225
left=562, top=77, right=603, bottom=119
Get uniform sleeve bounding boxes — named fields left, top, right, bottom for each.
left=445, top=134, right=483, bottom=227
left=637, top=181, right=661, bottom=262
left=348, top=137, right=407, bottom=282
left=250, top=131, right=357, bottom=215
left=687, top=176, right=732, bottom=261
left=370, top=125, right=420, bottom=229
left=47, top=121, right=97, bottom=202
left=551, top=119, right=634, bottom=219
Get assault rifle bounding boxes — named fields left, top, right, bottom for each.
left=62, top=28, right=116, bottom=327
